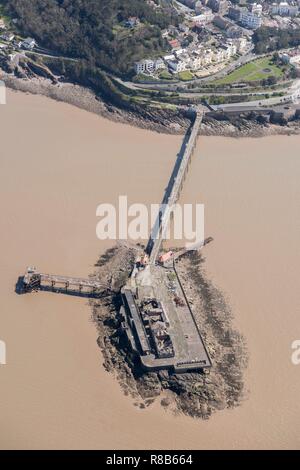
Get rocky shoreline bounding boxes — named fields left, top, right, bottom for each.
left=90, top=244, right=248, bottom=419
left=2, top=69, right=300, bottom=138
left=1, top=71, right=190, bottom=135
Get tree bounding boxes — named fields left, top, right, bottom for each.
left=5, top=0, right=178, bottom=76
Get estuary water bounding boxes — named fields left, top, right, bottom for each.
left=0, top=90, right=299, bottom=449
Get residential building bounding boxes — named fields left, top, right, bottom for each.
left=239, top=10, right=262, bottom=29
left=178, top=0, right=197, bottom=8
left=168, top=39, right=181, bottom=50
left=201, top=49, right=214, bottom=65
left=163, top=54, right=176, bottom=62
left=233, top=36, right=248, bottom=53
left=226, top=26, right=244, bottom=38
left=134, top=58, right=166, bottom=74
left=22, top=37, right=36, bottom=50
left=228, top=6, right=242, bottom=21
left=167, top=25, right=178, bottom=36
left=195, top=0, right=204, bottom=13
left=1, top=33, right=15, bottom=42
left=214, top=49, right=225, bottom=62
left=154, top=58, right=166, bottom=71
left=167, top=59, right=187, bottom=73
left=213, top=15, right=231, bottom=30
left=271, top=2, right=299, bottom=16
left=222, top=41, right=237, bottom=58
left=249, top=3, right=263, bottom=16
left=280, top=49, right=300, bottom=66
left=193, top=9, right=215, bottom=25
left=134, top=59, right=155, bottom=74
left=208, top=0, right=228, bottom=14
left=189, top=54, right=203, bottom=70
left=178, top=23, right=190, bottom=33
left=125, top=17, right=140, bottom=28
left=14, top=40, right=23, bottom=49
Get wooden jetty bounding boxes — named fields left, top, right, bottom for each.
left=23, top=267, right=109, bottom=294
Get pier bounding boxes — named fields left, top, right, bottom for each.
left=121, top=108, right=212, bottom=373
left=21, top=107, right=211, bottom=373
left=23, top=267, right=109, bottom=295
left=147, top=109, right=203, bottom=264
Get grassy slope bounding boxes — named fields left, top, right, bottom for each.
left=213, top=57, right=285, bottom=85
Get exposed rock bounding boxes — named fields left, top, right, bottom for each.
left=89, top=244, right=248, bottom=420
left=1, top=61, right=300, bottom=137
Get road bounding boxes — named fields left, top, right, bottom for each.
left=4, top=40, right=299, bottom=111
left=211, top=78, right=300, bottom=110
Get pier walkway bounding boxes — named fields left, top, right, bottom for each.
left=23, top=267, right=109, bottom=294
left=148, top=109, right=203, bottom=264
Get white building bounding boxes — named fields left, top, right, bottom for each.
left=223, top=41, right=237, bottom=57
left=249, top=3, right=263, bottom=16
left=22, top=37, right=36, bottom=50
left=195, top=0, right=204, bottom=14
left=280, top=50, right=300, bottom=66
left=240, top=11, right=262, bottom=29
left=213, top=42, right=237, bottom=63
left=193, top=10, right=215, bottom=26
left=271, top=2, right=298, bottom=16
left=201, top=49, right=214, bottom=65
left=214, top=49, right=225, bottom=62
left=134, top=58, right=166, bottom=74
left=1, top=33, right=15, bottom=42
left=154, top=58, right=166, bottom=71
left=167, top=59, right=187, bottom=73
left=233, top=36, right=248, bottom=53
left=189, top=54, right=203, bottom=70
left=134, top=59, right=155, bottom=74
left=163, top=54, right=176, bottom=62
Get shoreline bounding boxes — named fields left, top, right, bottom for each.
left=2, top=70, right=300, bottom=138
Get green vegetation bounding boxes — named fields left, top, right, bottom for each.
left=177, top=70, right=194, bottom=81
left=253, top=27, right=300, bottom=54
left=213, top=56, right=285, bottom=85
left=206, top=93, right=271, bottom=105
left=0, top=3, right=10, bottom=23
left=159, top=70, right=174, bottom=80
left=132, top=73, right=158, bottom=82
left=2, top=0, right=178, bottom=76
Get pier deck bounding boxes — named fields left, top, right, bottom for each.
left=23, top=267, right=108, bottom=293
left=148, top=110, right=203, bottom=264
left=21, top=107, right=211, bottom=374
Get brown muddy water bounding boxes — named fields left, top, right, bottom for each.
left=0, top=90, right=299, bottom=449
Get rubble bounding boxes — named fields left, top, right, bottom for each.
left=90, top=244, right=248, bottom=419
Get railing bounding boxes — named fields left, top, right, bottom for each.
left=149, top=110, right=203, bottom=264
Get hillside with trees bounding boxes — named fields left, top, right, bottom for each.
left=2, top=0, right=178, bottom=75
left=253, top=27, right=300, bottom=54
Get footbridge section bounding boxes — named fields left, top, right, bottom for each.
left=22, top=267, right=109, bottom=295
left=148, top=109, right=203, bottom=264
